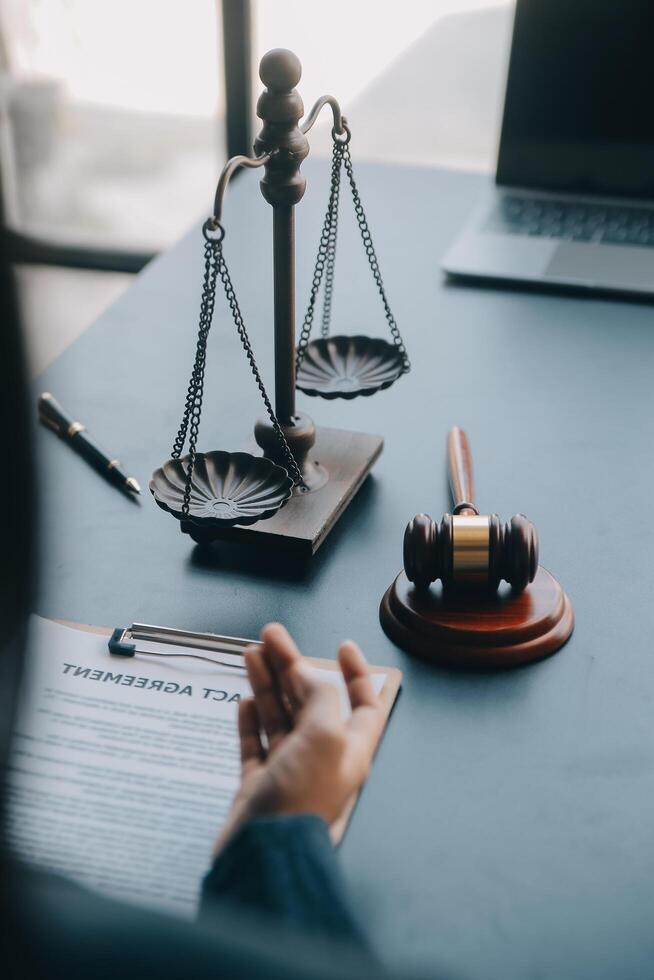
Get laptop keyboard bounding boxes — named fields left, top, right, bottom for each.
left=487, top=194, right=654, bottom=247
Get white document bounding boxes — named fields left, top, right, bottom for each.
left=6, top=616, right=385, bottom=919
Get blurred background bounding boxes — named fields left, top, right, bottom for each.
left=0, top=0, right=514, bottom=374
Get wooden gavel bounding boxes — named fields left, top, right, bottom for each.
left=403, top=427, right=539, bottom=592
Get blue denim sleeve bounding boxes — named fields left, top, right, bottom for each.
left=199, top=814, right=367, bottom=945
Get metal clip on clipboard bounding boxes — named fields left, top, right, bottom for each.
left=108, top=623, right=258, bottom=670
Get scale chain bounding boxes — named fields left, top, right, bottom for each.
left=172, top=236, right=305, bottom=518
left=172, top=241, right=218, bottom=462
left=297, top=125, right=411, bottom=376
left=295, top=137, right=344, bottom=368
left=341, top=142, right=411, bottom=374
left=172, top=240, right=221, bottom=516
left=214, top=249, right=306, bottom=490
left=320, top=142, right=342, bottom=338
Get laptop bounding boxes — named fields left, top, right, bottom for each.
left=442, top=0, right=654, bottom=297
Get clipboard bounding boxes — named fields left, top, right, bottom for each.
left=59, top=619, right=402, bottom=843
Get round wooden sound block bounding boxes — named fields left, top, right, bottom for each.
left=380, top=566, right=574, bottom=669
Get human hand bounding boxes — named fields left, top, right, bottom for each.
left=214, top=623, right=385, bottom=854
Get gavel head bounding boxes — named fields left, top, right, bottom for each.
left=404, top=511, right=539, bottom=593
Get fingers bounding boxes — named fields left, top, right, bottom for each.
left=266, top=651, right=338, bottom=725
left=285, top=663, right=317, bottom=707
left=244, top=644, right=291, bottom=750
left=338, top=640, right=379, bottom=711
left=238, top=697, right=264, bottom=774
left=260, top=622, right=302, bottom=669
left=260, top=623, right=303, bottom=706
left=263, top=629, right=340, bottom=728
left=338, top=641, right=385, bottom=757
left=260, top=623, right=310, bottom=713
left=297, top=667, right=341, bottom=730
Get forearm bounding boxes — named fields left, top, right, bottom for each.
left=199, top=814, right=367, bottom=945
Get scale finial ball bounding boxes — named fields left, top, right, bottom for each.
left=259, top=48, right=302, bottom=90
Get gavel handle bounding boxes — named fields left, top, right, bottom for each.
left=447, top=427, right=478, bottom=515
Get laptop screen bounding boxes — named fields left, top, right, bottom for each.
left=497, top=0, right=654, bottom=200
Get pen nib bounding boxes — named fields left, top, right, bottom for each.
left=126, top=477, right=141, bottom=495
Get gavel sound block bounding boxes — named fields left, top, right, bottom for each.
left=380, top=428, right=574, bottom=669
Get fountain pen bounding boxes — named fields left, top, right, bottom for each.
left=38, top=393, right=141, bottom=495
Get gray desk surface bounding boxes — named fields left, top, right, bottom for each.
left=36, top=161, right=654, bottom=980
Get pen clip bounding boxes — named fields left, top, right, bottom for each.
left=39, top=413, right=62, bottom=435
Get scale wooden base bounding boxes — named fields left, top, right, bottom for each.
left=380, top=565, right=574, bottom=669
left=182, top=427, right=383, bottom=556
